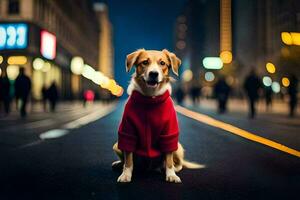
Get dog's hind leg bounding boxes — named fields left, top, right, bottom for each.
left=173, top=143, right=184, bottom=172
left=112, top=142, right=124, bottom=170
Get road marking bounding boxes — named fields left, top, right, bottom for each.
left=175, top=105, right=300, bottom=158
left=62, top=104, right=116, bottom=129
left=39, top=129, right=69, bottom=140
left=17, top=104, right=116, bottom=149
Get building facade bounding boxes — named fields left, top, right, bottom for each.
left=0, top=0, right=100, bottom=100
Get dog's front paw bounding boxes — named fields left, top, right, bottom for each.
left=166, top=174, right=181, bottom=183
left=117, top=171, right=132, bottom=182
left=166, top=166, right=182, bottom=183
left=117, top=166, right=133, bottom=183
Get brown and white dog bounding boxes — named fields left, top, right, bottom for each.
left=112, top=49, right=204, bottom=183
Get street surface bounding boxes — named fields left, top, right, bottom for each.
left=0, top=100, right=299, bottom=200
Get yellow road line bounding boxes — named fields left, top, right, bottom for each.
left=175, top=105, right=300, bottom=158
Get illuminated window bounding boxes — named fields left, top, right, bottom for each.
left=8, top=0, right=20, bottom=14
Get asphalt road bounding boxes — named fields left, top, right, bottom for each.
left=0, top=102, right=299, bottom=200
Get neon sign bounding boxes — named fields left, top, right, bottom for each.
left=40, top=30, right=56, bottom=60
left=0, top=23, right=28, bottom=50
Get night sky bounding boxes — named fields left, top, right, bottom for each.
left=95, top=0, right=186, bottom=91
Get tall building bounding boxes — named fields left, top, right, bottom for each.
left=0, top=0, right=100, bottom=100
left=174, top=0, right=220, bottom=81
left=94, top=2, right=114, bottom=78
left=233, top=0, right=300, bottom=79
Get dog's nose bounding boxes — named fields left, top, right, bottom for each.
left=149, top=71, right=159, bottom=79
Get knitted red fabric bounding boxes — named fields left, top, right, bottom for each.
left=118, top=90, right=179, bottom=158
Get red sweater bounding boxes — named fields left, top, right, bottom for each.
left=118, top=90, right=179, bottom=158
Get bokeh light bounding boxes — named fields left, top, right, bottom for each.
left=262, top=76, right=272, bottom=87
left=205, top=71, right=215, bottom=82
left=281, top=32, right=292, bottom=45
left=291, top=32, right=300, bottom=45
left=271, top=82, right=280, bottom=93
left=220, top=51, right=232, bottom=64
left=6, top=65, right=19, bottom=80
left=281, top=77, right=290, bottom=87
left=266, top=62, right=276, bottom=74
left=203, top=57, right=223, bottom=69
left=0, top=55, right=3, bottom=64
left=182, top=69, right=193, bottom=82
left=71, top=57, right=84, bottom=75
left=33, top=58, right=44, bottom=70
left=7, top=56, right=27, bottom=65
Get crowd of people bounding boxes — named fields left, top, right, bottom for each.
left=174, top=70, right=299, bottom=119
left=0, top=67, right=58, bottom=118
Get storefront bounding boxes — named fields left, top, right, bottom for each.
left=0, top=21, right=77, bottom=100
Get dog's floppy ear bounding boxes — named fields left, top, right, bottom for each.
left=162, top=49, right=181, bottom=76
left=126, top=49, right=145, bottom=72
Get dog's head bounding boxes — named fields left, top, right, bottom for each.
left=126, top=49, right=181, bottom=91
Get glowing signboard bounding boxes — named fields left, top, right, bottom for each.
left=40, top=30, right=56, bottom=60
left=202, top=57, right=223, bottom=69
left=0, top=23, right=28, bottom=50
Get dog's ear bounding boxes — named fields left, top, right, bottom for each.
left=162, top=49, right=181, bottom=76
left=126, top=49, right=145, bottom=72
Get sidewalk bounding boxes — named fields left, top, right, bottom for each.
left=184, top=98, right=300, bottom=126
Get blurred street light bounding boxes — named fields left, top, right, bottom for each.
left=7, top=56, right=27, bottom=65
left=271, top=82, right=280, bottom=93
left=182, top=69, right=193, bottom=82
left=262, top=76, right=272, bottom=87
left=281, top=77, right=290, bottom=87
left=0, top=55, right=3, bottom=64
left=203, top=57, right=223, bottom=69
left=0, top=68, right=2, bottom=76
left=291, top=32, right=300, bottom=45
left=6, top=65, right=19, bottom=80
left=220, top=51, right=232, bottom=64
left=42, top=62, right=51, bottom=72
left=205, top=71, right=215, bottom=82
left=266, top=62, right=276, bottom=74
left=33, top=58, right=44, bottom=70
left=281, top=32, right=293, bottom=45
left=71, top=57, right=84, bottom=75
left=82, top=64, right=95, bottom=80
left=281, top=32, right=300, bottom=46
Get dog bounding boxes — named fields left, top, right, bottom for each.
left=112, top=49, right=204, bottom=183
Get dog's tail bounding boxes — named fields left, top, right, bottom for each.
left=182, top=159, right=205, bottom=169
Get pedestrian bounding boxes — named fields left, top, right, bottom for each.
left=264, top=85, right=273, bottom=111
left=189, top=82, right=201, bottom=105
left=214, top=76, right=231, bottom=114
left=175, top=85, right=185, bottom=105
left=41, top=85, right=48, bottom=112
left=243, top=69, right=262, bottom=119
left=14, top=67, right=31, bottom=118
left=288, top=74, right=298, bottom=117
left=47, top=81, right=58, bottom=112
left=0, top=70, right=11, bottom=115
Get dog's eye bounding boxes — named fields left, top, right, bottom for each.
left=160, top=61, right=165, bottom=66
left=142, top=60, right=149, bottom=65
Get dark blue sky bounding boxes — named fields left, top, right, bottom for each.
left=95, top=0, right=186, bottom=89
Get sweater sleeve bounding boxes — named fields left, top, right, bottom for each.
left=118, top=104, right=137, bottom=152
left=159, top=104, right=179, bottom=152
